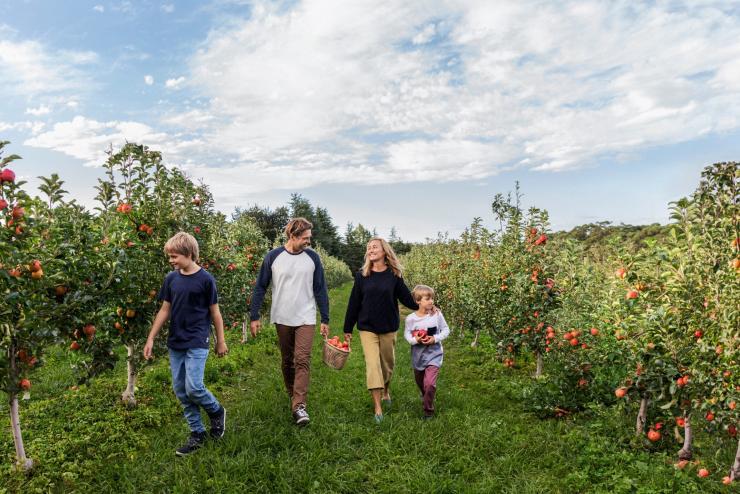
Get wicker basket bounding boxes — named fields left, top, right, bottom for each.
left=322, top=339, right=350, bottom=370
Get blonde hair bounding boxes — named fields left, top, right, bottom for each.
left=412, top=284, right=435, bottom=301
left=362, top=237, right=403, bottom=278
left=284, top=217, right=313, bottom=240
left=164, top=232, right=200, bottom=263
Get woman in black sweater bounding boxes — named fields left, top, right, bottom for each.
left=343, top=237, right=418, bottom=423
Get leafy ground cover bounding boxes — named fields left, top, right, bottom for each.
left=1, top=283, right=735, bottom=493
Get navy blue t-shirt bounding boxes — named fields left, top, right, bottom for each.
left=159, top=268, right=218, bottom=350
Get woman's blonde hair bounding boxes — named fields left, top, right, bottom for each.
left=362, top=237, right=403, bottom=277
left=164, top=232, right=200, bottom=263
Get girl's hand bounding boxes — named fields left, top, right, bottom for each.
left=422, top=335, right=436, bottom=345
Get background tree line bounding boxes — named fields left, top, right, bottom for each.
left=233, top=193, right=411, bottom=273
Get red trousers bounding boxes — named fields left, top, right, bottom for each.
left=414, top=365, right=440, bottom=416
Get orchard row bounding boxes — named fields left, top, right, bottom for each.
left=403, top=163, right=739, bottom=485
left=0, top=141, right=350, bottom=471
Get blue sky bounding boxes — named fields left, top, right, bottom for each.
left=1, top=0, right=739, bottom=241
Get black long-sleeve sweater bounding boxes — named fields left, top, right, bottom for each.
left=343, top=269, right=419, bottom=334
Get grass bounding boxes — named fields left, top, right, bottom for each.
left=0, top=283, right=736, bottom=493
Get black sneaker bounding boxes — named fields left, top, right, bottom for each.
left=209, top=406, right=226, bottom=439
left=292, top=404, right=310, bottom=426
left=175, top=431, right=207, bottom=456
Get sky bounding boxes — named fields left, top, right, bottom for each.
left=1, top=0, right=739, bottom=242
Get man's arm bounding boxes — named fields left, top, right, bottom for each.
left=249, top=250, right=277, bottom=337
left=143, top=301, right=171, bottom=359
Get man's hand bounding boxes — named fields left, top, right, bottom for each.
left=320, top=323, right=330, bottom=338
left=143, top=339, right=155, bottom=360
left=216, top=339, right=228, bottom=357
left=250, top=320, right=261, bottom=337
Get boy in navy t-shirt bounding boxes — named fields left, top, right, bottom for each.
left=144, top=232, right=228, bottom=456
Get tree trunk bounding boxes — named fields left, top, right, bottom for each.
left=677, top=414, right=693, bottom=461
left=730, top=436, right=740, bottom=481
left=9, top=394, right=33, bottom=471
left=241, top=320, right=249, bottom=344
left=7, top=342, right=33, bottom=470
left=470, top=328, right=480, bottom=348
left=121, top=344, right=137, bottom=408
left=636, top=396, right=648, bottom=435
left=534, top=351, right=544, bottom=378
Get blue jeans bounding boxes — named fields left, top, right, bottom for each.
left=169, top=348, right=221, bottom=433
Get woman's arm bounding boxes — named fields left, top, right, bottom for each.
left=394, top=276, right=419, bottom=311
left=343, top=272, right=363, bottom=334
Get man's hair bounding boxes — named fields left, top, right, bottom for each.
left=412, top=284, right=435, bottom=301
left=284, top=217, right=313, bottom=240
left=164, top=232, right=200, bottom=263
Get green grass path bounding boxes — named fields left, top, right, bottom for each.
left=1, top=283, right=731, bottom=493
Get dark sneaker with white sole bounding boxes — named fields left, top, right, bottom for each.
left=175, top=431, right=207, bottom=456
left=292, top=404, right=310, bottom=426
left=209, top=406, right=226, bottom=439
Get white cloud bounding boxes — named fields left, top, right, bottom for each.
left=24, top=116, right=186, bottom=167
left=412, top=23, right=436, bottom=45
left=165, top=76, right=185, bottom=89
left=0, top=121, right=46, bottom=134
left=161, top=4, right=175, bottom=13
left=144, top=75, right=154, bottom=85
left=179, top=0, right=740, bottom=189
left=20, top=0, right=740, bottom=202
left=66, top=100, right=79, bottom=108
left=0, top=39, right=97, bottom=97
left=25, top=105, right=51, bottom=116
left=93, top=5, right=104, bottom=13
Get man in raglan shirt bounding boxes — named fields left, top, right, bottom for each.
left=249, top=217, right=330, bottom=426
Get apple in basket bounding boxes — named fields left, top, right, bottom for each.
left=327, top=336, right=349, bottom=350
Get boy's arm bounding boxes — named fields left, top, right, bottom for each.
left=210, top=304, right=228, bottom=357
left=143, top=301, right=171, bottom=359
left=403, top=315, right=418, bottom=345
left=430, top=311, right=451, bottom=344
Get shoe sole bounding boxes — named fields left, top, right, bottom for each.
left=295, top=417, right=310, bottom=426
left=175, top=446, right=202, bottom=456
left=211, top=408, right=226, bottom=439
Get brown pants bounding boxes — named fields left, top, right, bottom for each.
left=359, top=330, right=397, bottom=390
left=275, top=324, right=315, bottom=410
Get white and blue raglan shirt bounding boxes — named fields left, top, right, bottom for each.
left=249, top=246, right=329, bottom=326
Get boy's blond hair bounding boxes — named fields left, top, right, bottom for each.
left=412, top=284, right=435, bottom=301
left=164, top=232, right=200, bottom=263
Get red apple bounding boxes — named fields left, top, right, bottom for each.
left=1, top=168, right=16, bottom=182
left=647, top=429, right=661, bottom=442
